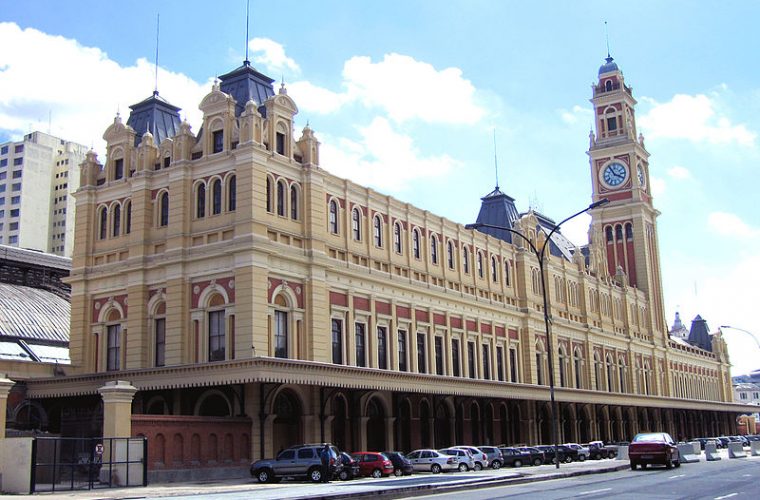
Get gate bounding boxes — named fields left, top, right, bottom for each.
left=30, top=437, right=147, bottom=493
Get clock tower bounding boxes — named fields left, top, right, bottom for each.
left=587, top=55, right=666, bottom=335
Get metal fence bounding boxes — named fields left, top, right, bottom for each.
left=30, top=436, right=147, bottom=493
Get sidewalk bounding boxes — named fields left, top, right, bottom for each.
left=11, top=458, right=630, bottom=500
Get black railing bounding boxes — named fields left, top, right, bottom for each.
left=30, top=436, right=147, bottom=493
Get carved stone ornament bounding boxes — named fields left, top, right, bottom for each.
left=193, top=285, right=201, bottom=294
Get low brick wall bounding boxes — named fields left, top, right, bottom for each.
left=132, top=415, right=252, bottom=472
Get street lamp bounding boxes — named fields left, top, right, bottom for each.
left=719, top=325, right=760, bottom=351
left=466, top=197, right=609, bottom=469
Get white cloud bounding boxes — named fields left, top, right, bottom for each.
left=0, top=22, right=208, bottom=152
left=707, top=212, right=760, bottom=239
left=560, top=105, right=592, bottom=125
left=639, top=94, right=756, bottom=146
left=667, top=165, right=691, bottom=180
left=560, top=213, right=591, bottom=247
left=249, top=37, right=300, bottom=75
left=288, top=81, right=347, bottom=114
left=650, top=176, right=666, bottom=197
left=320, top=117, right=460, bottom=192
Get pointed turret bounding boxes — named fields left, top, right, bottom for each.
left=218, top=61, right=275, bottom=117
left=126, top=91, right=182, bottom=147
left=688, top=314, right=712, bottom=352
left=474, top=187, right=520, bottom=244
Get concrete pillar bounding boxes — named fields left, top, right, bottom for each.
left=98, top=380, right=138, bottom=438
left=0, top=375, right=15, bottom=439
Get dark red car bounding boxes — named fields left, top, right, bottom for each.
left=351, top=452, right=395, bottom=478
left=629, top=432, right=680, bottom=470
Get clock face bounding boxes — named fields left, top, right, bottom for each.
left=637, top=164, right=646, bottom=189
left=602, top=162, right=628, bottom=187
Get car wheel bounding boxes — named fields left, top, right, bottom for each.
left=640, top=463, right=647, bottom=470
left=458, top=463, right=468, bottom=472
left=431, top=463, right=442, bottom=474
left=394, top=468, right=403, bottom=477
left=578, top=454, right=586, bottom=462
left=665, top=460, right=673, bottom=470
left=309, top=467, right=323, bottom=482
left=630, top=462, right=637, bottom=471
left=339, top=469, right=349, bottom=481
left=491, top=460, right=501, bottom=470
left=565, top=456, right=573, bottom=464
left=473, top=462, right=483, bottom=471
left=533, top=458, right=543, bottom=466
left=256, top=468, right=272, bottom=483
left=371, top=468, right=383, bottom=479
left=513, top=459, right=522, bottom=468
left=608, top=451, right=617, bottom=459
left=674, top=459, right=681, bottom=468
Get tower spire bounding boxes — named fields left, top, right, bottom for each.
left=493, top=128, right=500, bottom=191
left=244, top=0, right=251, bottom=65
left=154, top=13, right=160, bottom=96
left=604, top=21, right=611, bottom=58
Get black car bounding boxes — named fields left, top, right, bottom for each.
left=499, top=447, right=541, bottom=467
left=383, top=451, right=414, bottom=476
left=337, top=452, right=361, bottom=480
left=516, top=447, right=547, bottom=466
left=535, top=445, right=577, bottom=464
left=587, top=442, right=610, bottom=459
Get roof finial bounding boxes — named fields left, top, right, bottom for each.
left=493, top=128, right=500, bottom=191
left=244, top=0, right=251, bottom=65
left=604, top=21, right=611, bottom=58
left=154, top=13, right=160, bottom=96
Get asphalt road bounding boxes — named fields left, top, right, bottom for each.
left=408, top=457, right=760, bottom=500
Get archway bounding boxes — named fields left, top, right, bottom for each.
left=538, top=403, right=552, bottom=445
left=507, top=401, right=521, bottom=445
left=434, top=402, right=452, bottom=448
left=562, top=404, right=575, bottom=442
left=596, top=406, right=610, bottom=442
left=470, top=402, right=482, bottom=444
left=398, top=399, right=412, bottom=453
left=332, top=395, right=348, bottom=451
left=272, top=390, right=302, bottom=453
left=499, top=404, right=508, bottom=446
left=483, top=403, right=494, bottom=445
left=578, top=405, right=591, bottom=443
left=196, top=391, right=232, bottom=416
left=455, top=402, right=465, bottom=444
left=420, top=400, right=431, bottom=448
left=367, top=397, right=385, bottom=451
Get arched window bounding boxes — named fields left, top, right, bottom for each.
left=159, top=192, right=169, bottom=227
left=604, top=106, right=618, bottom=134
left=594, top=353, right=603, bottom=390
left=352, top=208, right=361, bottom=241
left=625, top=223, right=633, bottom=240
left=227, top=175, right=236, bottom=212
left=212, top=179, right=222, bottom=215
left=329, top=200, right=338, bottom=234
left=373, top=215, right=382, bottom=247
left=393, top=222, right=402, bottom=253
left=196, top=183, right=206, bottom=218
left=535, top=343, right=545, bottom=386
left=491, top=256, right=498, bottom=282
left=113, top=157, right=124, bottom=181
left=430, top=235, right=438, bottom=264
left=558, top=346, right=567, bottom=388
left=99, top=206, right=108, bottom=240
left=112, top=204, right=121, bottom=237
left=266, top=177, right=272, bottom=213
left=606, top=226, right=613, bottom=243
left=290, top=185, right=298, bottom=220
left=504, top=260, right=511, bottom=286
left=125, top=201, right=132, bottom=234
left=606, top=355, right=615, bottom=392
left=618, top=359, right=627, bottom=393
left=447, top=241, right=454, bottom=269
left=274, top=309, right=288, bottom=358
left=615, top=224, right=623, bottom=240
left=605, top=79, right=613, bottom=92
left=477, top=252, right=484, bottom=278
left=276, top=180, right=286, bottom=216
left=573, top=349, right=582, bottom=389
left=463, top=246, right=470, bottom=274
left=412, top=229, right=420, bottom=259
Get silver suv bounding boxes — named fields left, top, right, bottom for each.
left=250, top=444, right=339, bottom=483
left=477, top=446, right=504, bottom=469
left=438, top=447, right=476, bottom=471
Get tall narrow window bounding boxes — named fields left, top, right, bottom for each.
left=477, top=252, right=484, bottom=278
left=509, top=348, right=518, bottom=382
left=377, top=326, right=387, bottom=369
left=504, top=260, right=511, bottom=286
left=99, top=207, right=108, bottom=240
left=606, top=357, right=614, bottom=392
left=208, top=310, right=225, bottom=361
left=468, top=342, right=476, bottom=379
left=463, top=246, right=470, bottom=273
left=417, top=333, right=426, bottom=374
left=352, top=208, right=361, bottom=241
left=106, top=324, right=121, bottom=371
left=329, top=200, right=338, bottom=234
left=159, top=192, right=169, bottom=227
left=398, top=330, right=407, bottom=372
left=290, top=185, right=298, bottom=220
left=228, top=175, right=237, bottom=211
left=574, top=352, right=582, bottom=389
left=355, top=323, right=366, bottom=367
left=594, top=355, right=602, bottom=390
left=393, top=222, right=402, bottom=253
left=213, top=130, right=223, bottom=153
left=452, top=339, right=460, bottom=377
left=558, top=348, right=567, bottom=387
left=212, top=179, right=222, bottom=215
left=619, top=362, right=626, bottom=393
left=491, top=256, right=498, bottom=282
left=266, top=178, right=272, bottom=213
left=196, top=184, right=206, bottom=218
left=482, top=344, right=491, bottom=380
left=435, top=337, right=443, bottom=375
left=331, top=319, right=343, bottom=364
left=373, top=216, right=382, bottom=247
left=154, top=318, right=166, bottom=367
left=430, top=235, right=438, bottom=264
left=536, top=352, right=544, bottom=385
left=276, top=132, right=285, bottom=155
left=274, top=310, right=288, bottom=358
left=114, top=158, right=124, bottom=180
left=125, top=201, right=132, bottom=234
left=497, top=346, right=504, bottom=381
left=412, top=229, right=420, bottom=259
left=112, top=204, right=121, bottom=237
left=276, top=181, right=285, bottom=216
left=447, top=241, right=454, bottom=269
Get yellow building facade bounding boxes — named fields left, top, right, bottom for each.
left=21, top=56, right=747, bottom=473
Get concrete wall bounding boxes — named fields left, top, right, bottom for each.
left=0, top=437, right=33, bottom=494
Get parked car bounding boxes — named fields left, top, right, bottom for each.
left=454, top=445, right=488, bottom=470
left=250, top=443, right=340, bottom=483
left=715, top=437, right=730, bottom=448
left=477, top=446, right=504, bottom=469
left=564, top=443, right=589, bottom=461
left=629, top=432, right=680, bottom=470
left=405, top=449, right=459, bottom=473
left=383, top=451, right=414, bottom=476
left=499, top=447, right=537, bottom=467
left=515, top=447, right=547, bottom=466
left=438, top=447, right=476, bottom=472
left=337, top=452, right=361, bottom=480
left=351, top=452, right=395, bottom=478
left=588, top=440, right=617, bottom=458
left=535, top=445, right=577, bottom=464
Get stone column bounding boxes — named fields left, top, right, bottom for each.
left=0, top=375, right=15, bottom=439
left=99, top=380, right=138, bottom=438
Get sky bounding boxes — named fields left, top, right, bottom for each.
left=1, top=0, right=759, bottom=377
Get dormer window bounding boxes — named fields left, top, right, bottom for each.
left=605, top=80, right=613, bottom=92
left=163, top=155, right=171, bottom=168
left=114, top=158, right=124, bottom=180
left=212, top=130, right=223, bottom=154
left=276, top=132, right=285, bottom=155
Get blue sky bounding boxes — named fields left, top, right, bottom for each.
left=2, top=1, right=759, bottom=376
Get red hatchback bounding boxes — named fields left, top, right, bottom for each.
left=629, top=432, right=680, bottom=470
left=351, top=452, right=395, bottom=478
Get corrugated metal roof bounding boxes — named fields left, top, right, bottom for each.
left=0, top=283, right=69, bottom=343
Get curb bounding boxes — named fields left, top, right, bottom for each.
left=303, top=463, right=631, bottom=500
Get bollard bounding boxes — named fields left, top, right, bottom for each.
left=728, top=441, right=747, bottom=459
left=688, top=441, right=700, bottom=455
left=704, top=442, right=721, bottom=461
left=751, top=441, right=760, bottom=457
left=615, top=446, right=628, bottom=461
left=677, top=444, right=700, bottom=463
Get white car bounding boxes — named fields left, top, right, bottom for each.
left=405, top=449, right=459, bottom=473
left=454, top=445, right=488, bottom=471
left=438, top=447, right=476, bottom=471
left=564, top=443, right=589, bottom=461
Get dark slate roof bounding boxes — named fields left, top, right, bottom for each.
left=598, top=55, right=619, bottom=76
left=0, top=283, right=69, bottom=344
left=525, top=211, right=575, bottom=260
left=474, top=187, right=520, bottom=244
left=219, top=61, right=275, bottom=117
left=687, top=314, right=712, bottom=352
left=126, top=91, right=182, bottom=147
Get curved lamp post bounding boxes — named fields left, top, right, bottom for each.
left=465, top=198, right=609, bottom=468
left=719, top=325, right=760, bottom=351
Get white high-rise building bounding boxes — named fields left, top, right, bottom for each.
left=0, top=131, right=87, bottom=256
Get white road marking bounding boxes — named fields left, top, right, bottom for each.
left=714, top=494, right=738, bottom=500
left=578, top=488, right=612, bottom=495
left=668, top=474, right=685, bottom=479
